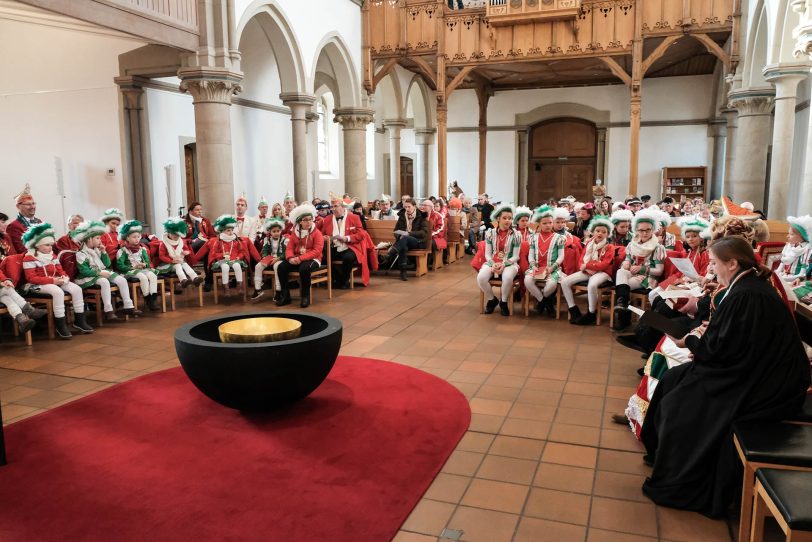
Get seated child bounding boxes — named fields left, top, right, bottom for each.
left=0, top=267, right=46, bottom=334
left=157, top=217, right=204, bottom=287
left=250, top=217, right=287, bottom=302
left=476, top=204, right=521, bottom=317
left=777, top=215, right=812, bottom=283
left=195, top=215, right=248, bottom=297
left=116, top=220, right=161, bottom=311
left=524, top=205, right=565, bottom=316
left=100, top=208, right=124, bottom=260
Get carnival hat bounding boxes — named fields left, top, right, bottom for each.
left=632, top=207, right=660, bottom=231
left=513, top=206, right=532, bottom=225
left=587, top=215, right=614, bottom=235
left=610, top=209, right=634, bottom=224
left=100, top=208, right=124, bottom=223
left=678, top=216, right=712, bottom=240
left=788, top=215, right=812, bottom=243
left=14, top=183, right=33, bottom=205
left=163, top=216, right=189, bottom=237
left=315, top=202, right=332, bottom=211
left=379, top=193, right=392, bottom=203
left=70, top=220, right=106, bottom=244
left=264, top=217, right=286, bottom=231
left=119, top=220, right=143, bottom=239
left=213, top=214, right=238, bottom=233
left=257, top=195, right=269, bottom=207
left=490, top=203, right=515, bottom=224
left=288, top=203, right=317, bottom=225
left=531, top=205, right=555, bottom=223
left=22, top=223, right=55, bottom=250
left=283, top=191, right=296, bottom=203
left=651, top=209, right=672, bottom=229
left=552, top=207, right=571, bottom=221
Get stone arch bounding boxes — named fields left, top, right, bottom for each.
left=405, top=75, right=433, bottom=129
left=374, top=71, right=404, bottom=123
left=769, top=0, right=803, bottom=64
left=311, top=33, right=361, bottom=108
left=237, top=1, right=307, bottom=95
left=515, top=102, right=611, bottom=128
left=743, top=1, right=770, bottom=87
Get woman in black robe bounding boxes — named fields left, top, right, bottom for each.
left=640, top=236, right=811, bottom=517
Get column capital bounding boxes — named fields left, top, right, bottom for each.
left=415, top=128, right=436, bottom=145
left=728, top=88, right=776, bottom=116
left=334, top=107, right=375, bottom=129
left=383, top=118, right=407, bottom=129
left=114, top=75, right=149, bottom=110
left=763, top=63, right=809, bottom=98
left=280, top=93, right=316, bottom=107
left=178, top=68, right=243, bottom=105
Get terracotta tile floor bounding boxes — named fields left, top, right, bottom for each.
left=0, top=262, right=777, bottom=541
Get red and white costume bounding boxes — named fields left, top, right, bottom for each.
left=22, top=252, right=85, bottom=318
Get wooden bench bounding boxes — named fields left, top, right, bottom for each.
left=162, top=276, right=204, bottom=310
left=285, top=244, right=332, bottom=302
left=0, top=306, right=33, bottom=346
left=366, top=220, right=429, bottom=277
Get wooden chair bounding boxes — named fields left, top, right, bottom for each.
left=366, top=219, right=430, bottom=277
left=0, top=306, right=33, bottom=346
left=750, top=469, right=812, bottom=542
left=128, top=278, right=167, bottom=312
left=162, top=276, right=204, bottom=310
left=285, top=244, right=332, bottom=302
left=82, top=285, right=125, bottom=326
left=733, top=421, right=812, bottom=542
left=609, top=287, right=650, bottom=329
left=212, top=271, right=248, bottom=304
left=523, top=281, right=562, bottom=319
left=479, top=278, right=520, bottom=315
left=23, top=293, right=67, bottom=340
left=571, top=280, right=613, bottom=325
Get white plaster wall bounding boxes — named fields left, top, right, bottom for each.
left=0, top=15, right=144, bottom=235
left=239, top=17, right=283, bottom=105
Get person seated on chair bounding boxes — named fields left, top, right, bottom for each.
left=612, top=208, right=666, bottom=331
left=560, top=215, right=616, bottom=326
left=378, top=195, right=397, bottom=220
left=0, top=219, right=47, bottom=333
left=315, top=201, right=332, bottom=229
left=282, top=192, right=297, bottom=234
left=72, top=220, right=140, bottom=321
left=610, top=209, right=633, bottom=247
left=156, top=217, right=204, bottom=288
left=116, top=220, right=161, bottom=312
left=100, top=208, right=125, bottom=260
left=21, top=223, right=93, bottom=338
left=654, top=209, right=683, bottom=252
left=0, top=212, right=16, bottom=257
left=476, top=204, right=521, bottom=317
left=6, top=184, right=43, bottom=254
left=380, top=198, right=430, bottom=282
left=352, top=201, right=368, bottom=230
left=184, top=202, right=215, bottom=252
left=195, top=215, right=248, bottom=299
left=447, top=197, right=468, bottom=246
left=524, top=205, right=566, bottom=317
left=250, top=217, right=287, bottom=303
left=234, top=195, right=259, bottom=243
left=55, top=214, right=84, bottom=253
left=319, top=196, right=364, bottom=290
left=776, top=215, right=812, bottom=284
left=648, top=217, right=711, bottom=306
left=419, top=199, right=447, bottom=264
left=276, top=204, right=324, bottom=308
left=248, top=196, right=269, bottom=241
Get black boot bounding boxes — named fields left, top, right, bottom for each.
left=123, top=306, right=143, bottom=317
left=399, top=267, right=408, bottom=281
left=499, top=301, right=510, bottom=316
left=573, top=311, right=597, bottom=326
left=300, top=294, right=310, bottom=308
left=272, top=290, right=283, bottom=304
left=73, top=312, right=94, bottom=333
left=568, top=305, right=582, bottom=323
left=543, top=295, right=556, bottom=316
left=105, top=310, right=120, bottom=322
left=484, top=297, right=499, bottom=314
left=146, top=293, right=161, bottom=312
left=55, top=316, right=72, bottom=339
left=275, top=289, right=291, bottom=307
left=616, top=334, right=647, bottom=354
left=535, top=299, right=545, bottom=313
left=14, top=314, right=36, bottom=334
left=22, top=303, right=47, bottom=320
left=612, top=284, right=631, bottom=331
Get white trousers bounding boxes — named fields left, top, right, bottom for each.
left=615, top=268, right=646, bottom=290
left=132, top=270, right=158, bottom=296
left=219, top=262, right=243, bottom=285
left=560, top=271, right=611, bottom=313
left=37, top=282, right=84, bottom=318
left=0, top=286, right=27, bottom=318
left=254, top=261, right=283, bottom=291
left=172, top=262, right=198, bottom=282
left=524, top=274, right=558, bottom=301
left=96, top=276, right=134, bottom=312
left=477, top=265, right=519, bottom=302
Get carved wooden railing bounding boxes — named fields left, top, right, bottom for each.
left=486, top=0, right=581, bottom=26
left=100, top=0, right=199, bottom=31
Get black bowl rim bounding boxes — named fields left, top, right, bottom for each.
left=174, top=311, right=342, bottom=350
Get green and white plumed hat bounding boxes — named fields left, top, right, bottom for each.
left=587, top=215, right=614, bottom=235
left=379, top=193, right=392, bottom=203
left=490, top=203, right=515, bottom=223
left=652, top=209, right=672, bottom=230
left=513, top=206, right=532, bottom=224
left=787, top=215, right=812, bottom=243
left=288, top=203, right=317, bottom=225
left=70, top=220, right=106, bottom=244
left=264, top=217, right=286, bottom=231
left=610, top=209, right=634, bottom=225
left=283, top=191, right=296, bottom=203
left=531, top=205, right=556, bottom=223
left=632, top=208, right=660, bottom=231
left=119, top=220, right=143, bottom=239
left=163, top=217, right=188, bottom=237
left=552, top=207, right=571, bottom=221
left=213, top=214, right=238, bottom=233
left=101, top=208, right=124, bottom=223
left=22, top=223, right=55, bottom=250
left=678, top=216, right=712, bottom=240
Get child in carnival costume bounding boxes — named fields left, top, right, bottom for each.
left=250, top=217, right=288, bottom=302
left=610, top=209, right=634, bottom=247
left=99, top=208, right=125, bottom=260
left=0, top=244, right=47, bottom=333
left=73, top=220, right=141, bottom=320
left=476, top=204, right=521, bottom=316
left=776, top=215, right=812, bottom=284
left=157, top=217, right=204, bottom=288
left=22, top=223, right=93, bottom=338
left=116, top=220, right=161, bottom=311
left=654, top=209, right=683, bottom=252
left=195, top=214, right=248, bottom=298
left=524, top=205, right=566, bottom=316
left=552, top=206, right=583, bottom=275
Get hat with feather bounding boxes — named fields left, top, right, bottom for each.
left=163, top=217, right=189, bottom=237
left=288, top=203, right=317, bottom=225
left=531, top=205, right=556, bottom=223
left=610, top=209, right=634, bottom=225
left=587, top=215, right=614, bottom=235
left=787, top=215, right=812, bottom=243
left=678, top=216, right=712, bottom=240
left=512, top=206, right=532, bottom=225
left=22, top=223, right=55, bottom=249
left=70, top=220, right=106, bottom=244
left=490, top=203, right=515, bottom=224
left=213, top=214, right=238, bottom=233
left=119, top=220, right=143, bottom=239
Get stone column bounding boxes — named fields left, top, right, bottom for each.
left=517, top=127, right=529, bottom=205
left=280, top=93, right=316, bottom=203
left=114, top=75, right=153, bottom=227
left=596, top=128, right=608, bottom=187
left=727, top=89, right=775, bottom=209
left=334, top=108, right=374, bottom=203
left=178, top=67, right=243, bottom=219
left=792, top=1, right=812, bottom=212
left=415, top=128, right=436, bottom=199
left=384, top=119, right=406, bottom=199
left=764, top=65, right=808, bottom=217
left=707, top=119, right=727, bottom=201
left=437, top=103, right=448, bottom=198
left=722, top=107, right=738, bottom=195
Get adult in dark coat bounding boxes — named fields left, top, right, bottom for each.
left=640, top=237, right=811, bottom=517
left=381, top=198, right=430, bottom=281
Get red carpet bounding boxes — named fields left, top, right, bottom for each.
left=0, top=357, right=470, bottom=542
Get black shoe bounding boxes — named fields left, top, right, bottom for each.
left=568, top=305, right=582, bottom=323
left=612, top=308, right=631, bottom=331
left=72, top=312, right=94, bottom=333
left=22, top=303, right=48, bottom=320
left=104, top=310, right=120, bottom=322
left=300, top=295, right=310, bottom=309
left=14, top=314, right=36, bottom=334
left=499, top=301, right=510, bottom=316
left=123, top=307, right=142, bottom=317
left=611, top=413, right=629, bottom=425
left=637, top=366, right=645, bottom=377
left=250, top=289, right=264, bottom=302
left=543, top=296, right=556, bottom=316
left=55, top=316, right=72, bottom=339
left=484, top=297, right=499, bottom=314
left=573, top=311, right=596, bottom=326
left=275, top=290, right=291, bottom=307
left=535, top=299, right=544, bottom=313
left=339, top=281, right=351, bottom=290
left=616, top=334, right=647, bottom=354
left=193, top=275, right=205, bottom=286
left=399, top=268, right=408, bottom=281
left=203, top=284, right=212, bottom=293
left=146, top=293, right=161, bottom=311
left=643, top=454, right=655, bottom=467
left=272, top=290, right=283, bottom=304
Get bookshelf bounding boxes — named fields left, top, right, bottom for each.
left=661, top=167, right=707, bottom=201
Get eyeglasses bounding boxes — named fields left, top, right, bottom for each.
left=638, top=228, right=652, bottom=233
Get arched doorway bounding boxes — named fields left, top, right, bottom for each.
left=527, top=118, right=597, bottom=205
left=400, top=156, right=414, bottom=197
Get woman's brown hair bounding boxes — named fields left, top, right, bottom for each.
left=709, top=236, right=771, bottom=280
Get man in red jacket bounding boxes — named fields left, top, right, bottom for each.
left=276, top=203, right=324, bottom=308
left=319, top=196, right=364, bottom=289
left=6, top=184, right=43, bottom=254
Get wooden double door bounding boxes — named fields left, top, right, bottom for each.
left=527, top=118, right=596, bottom=206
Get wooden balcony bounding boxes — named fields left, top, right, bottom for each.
left=486, top=0, right=581, bottom=27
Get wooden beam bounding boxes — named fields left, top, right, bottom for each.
left=600, top=57, right=631, bottom=86
left=641, top=35, right=680, bottom=76
left=476, top=85, right=491, bottom=196
left=445, top=66, right=474, bottom=98
left=410, top=56, right=437, bottom=89
left=690, top=33, right=732, bottom=73
left=628, top=1, right=644, bottom=197
left=372, top=58, right=398, bottom=92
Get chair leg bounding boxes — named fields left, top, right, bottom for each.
left=160, top=281, right=166, bottom=313
left=738, top=463, right=757, bottom=542
left=749, top=482, right=768, bottom=542
left=95, top=292, right=103, bottom=327
left=480, top=290, right=485, bottom=314
left=0, top=403, right=6, bottom=465
left=556, top=286, right=561, bottom=321
left=609, top=290, right=616, bottom=329
left=242, top=278, right=247, bottom=302
left=25, top=329, right=32, bottom=347
left=198, top=284, right=204, bottom=307
left=213, top=274, right=219, bottom=305
left=45, top=301, right=55, bottom=340
left=524, top=291, right=530, bottom=317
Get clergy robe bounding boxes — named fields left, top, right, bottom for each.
left=640, top=271, right=811, bottom=517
